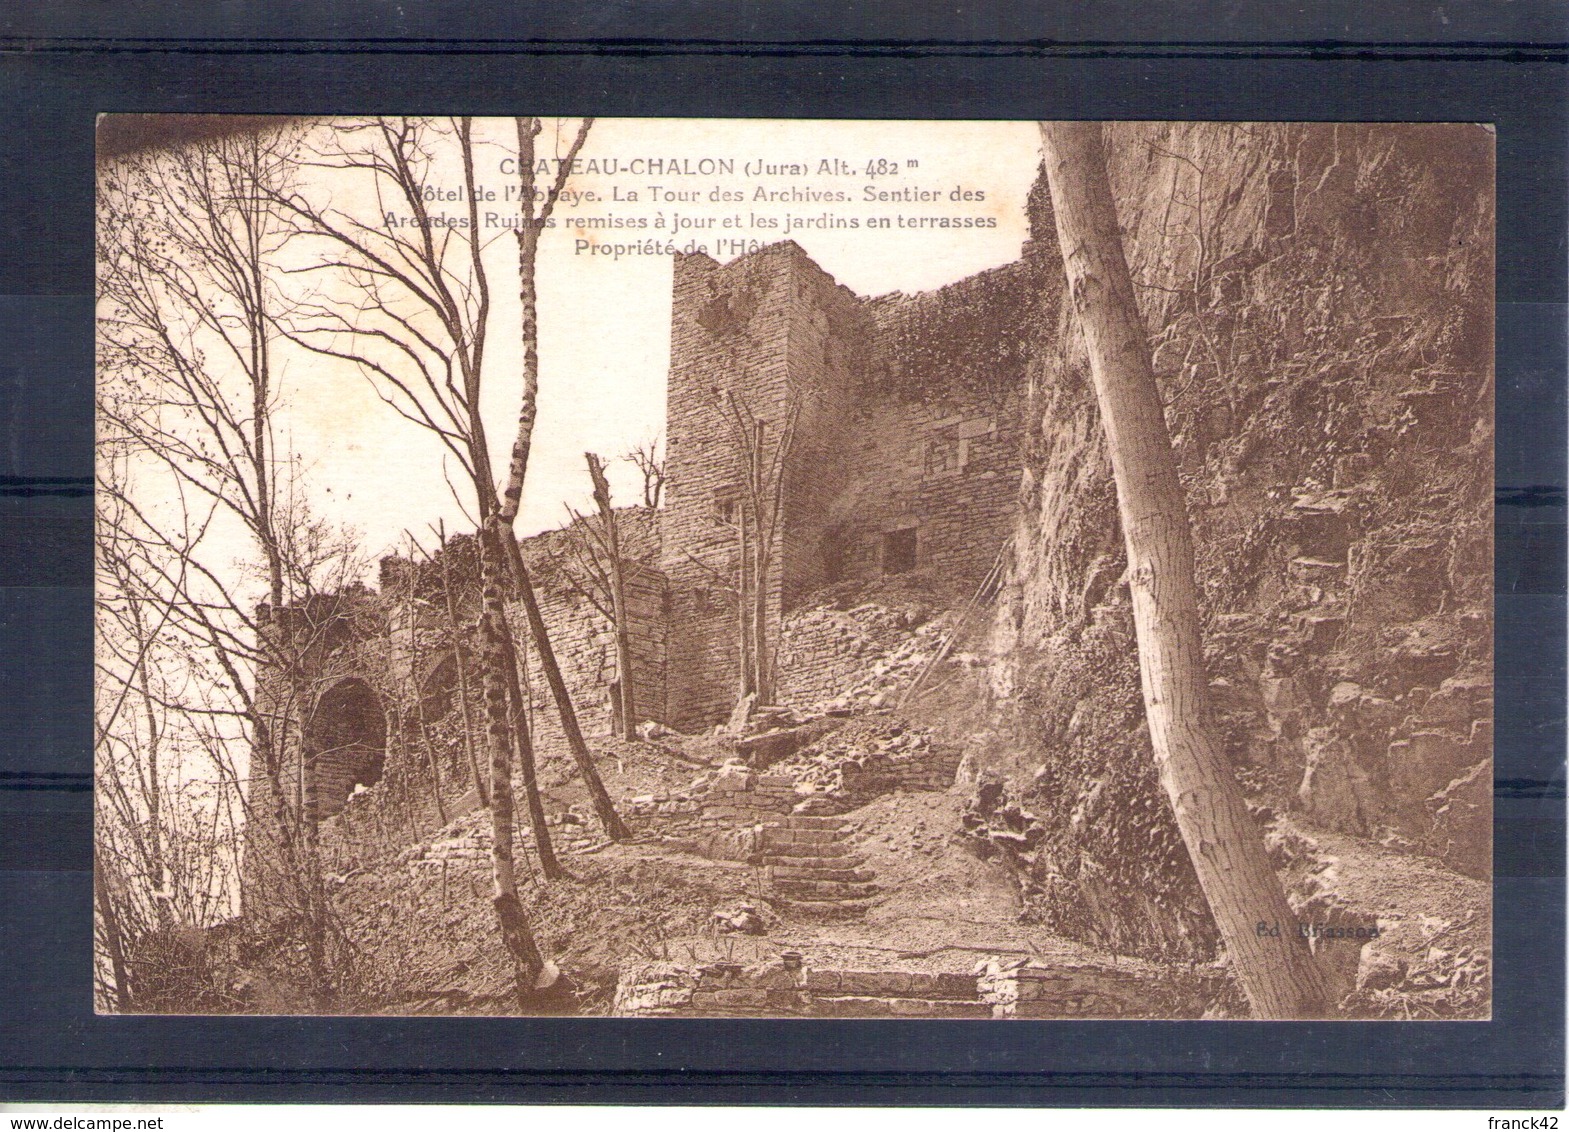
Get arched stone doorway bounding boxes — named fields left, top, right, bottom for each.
left=306, top=678, right=386, bottom=820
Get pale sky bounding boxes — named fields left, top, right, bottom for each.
left=289, top=119, right=1041, bottom=556
left=116, top=118, right=1044, bottom=588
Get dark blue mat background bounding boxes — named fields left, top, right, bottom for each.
left=0, top=3, right=1562, bottom=1106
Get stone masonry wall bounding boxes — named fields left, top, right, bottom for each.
left=662, top=248, right=797, bottom=727
left=659, top=242, right=1033, bottom=726
left=822, top=259, right=1043, bottom=599
left=246, top=519, right=669, bottom=909
left=513, top=562, right=668, bottom=735
left=774, top=600, right=955, bottom=712
left=828, top=397, right=1019, bottom=595
left=776, top=249, right=870, bottom=609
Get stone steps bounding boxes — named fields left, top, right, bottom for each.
left=775, top=877, right=880, bottom=900
left=758, top=839, right=859, bottom=859
left=759, top=827, right=842, bottom=848
left=771, top=894, right=882, bottom=920
left=767, top=864, right=876, bottom=883
left=754, top=813, right=882, bottom=917
left=775, top=815, right=849, bottom=831
left=757, top=852, right=867, bottom=869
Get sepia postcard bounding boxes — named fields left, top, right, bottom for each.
left=93, top=116, right=1494, bottom=1021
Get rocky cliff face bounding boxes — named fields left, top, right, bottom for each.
left=982, top=123, right=1494, bottom=961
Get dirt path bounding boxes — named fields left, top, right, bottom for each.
left=324, top=761, right=1488, bottom=1019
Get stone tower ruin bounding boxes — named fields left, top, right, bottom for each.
left=245, top=237, right=1039, bottom=862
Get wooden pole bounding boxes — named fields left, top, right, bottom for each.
left=1037, top=121, right=1334, bottom=1019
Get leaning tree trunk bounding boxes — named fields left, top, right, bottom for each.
left=482, top=522, right=562, bottom=879
left=500, top=535, right=630, bottom=841
left=491, top=115, right=626, bottom=842
left=475, top=522, right=550, bottom=999
left=1038, top=121, right=1335, bottom=1020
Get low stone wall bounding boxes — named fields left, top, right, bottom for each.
left=623, top=790, right=705, bottom=841
left=316, top=764, right=481, bottom=879
left=976, top=959, right=1226, bottom=1019
left=846, top=741, right=964, bottom=796
left=626, top=721, right=965, bottom=856
left=615, top=962, right=992, bottom=1018
left=703, top=763, right=798, bottom=819
left=391, top=806, right=546, bottom=875
left=616, top=958, right=1226, bottom=1019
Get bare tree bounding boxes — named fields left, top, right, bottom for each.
left=495, top=116, right=593, bottom=522
left=1037, top=121, right=1335, bottom=1019
left=95, top=451, right=366, bottom=1010
left=713, top=391, right=800, bottom=704
left=546, top=477, right=661, bottom=642
left=525, top=492, right=650, bottom=833
left=625, top=437, right=666, bottom=510
left=93, top=843, right=134, bottom=1012
left=585, top=454, right=638, bottom=739
left=492, top=116, right=630, bottom=843
left=96, top=124, right=297, bottom=607
left=96, top=126, right=359, bottom=1008
left=273, top=115, right=569, bottom=992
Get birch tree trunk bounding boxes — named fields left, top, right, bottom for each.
left=493, top=116, right=627, bottom=841
left=482, top=522, right=562, bottom=880
left=476, top=521, right=549, bottom=998
left=1038, top=121, right=1335, bottom=1020
left=262, top=118, right=553, bottom=997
